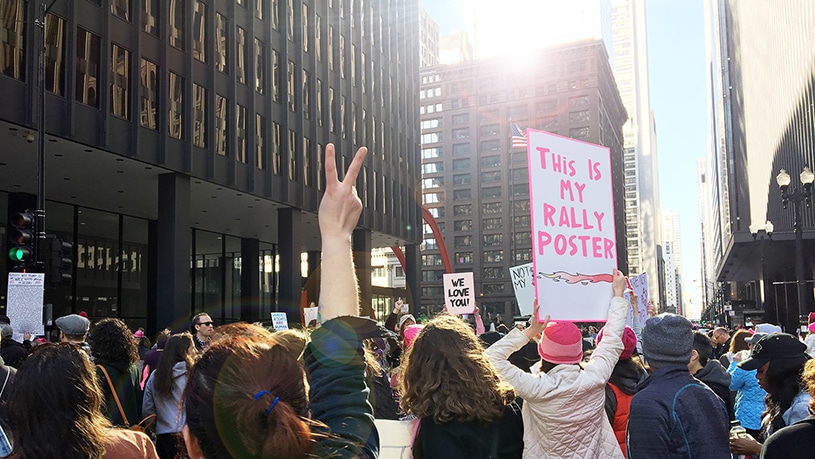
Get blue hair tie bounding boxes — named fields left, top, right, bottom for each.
left=253, top=390, right=280, bottom=417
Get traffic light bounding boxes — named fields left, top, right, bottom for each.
left=47, top=237, right=73, bottom=288
left=8, top=211, right=36, bottom=266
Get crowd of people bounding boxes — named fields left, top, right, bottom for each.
left=0, top=144, right=813, bottom=458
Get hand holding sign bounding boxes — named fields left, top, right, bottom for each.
left=524, top=300, right=550, bottom=340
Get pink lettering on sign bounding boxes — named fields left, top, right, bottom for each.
left=536, top=231, right=616, bottom=259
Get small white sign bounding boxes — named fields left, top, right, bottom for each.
left=443, top=272, right=476, bottom=315
left=303, top=307, right=319, bottom=326
left=509, top=263, right=535, bottom=316
left=7, top=273, right=45, bottom=342
left=626, top=272, right=649, bottom=328
left=271, top=312, right=289, bottom=331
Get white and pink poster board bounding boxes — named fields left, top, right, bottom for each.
left=528, top=129, right=617, bottom=321
left=509, top=263, right=535, bottom=316
left=443, top=272, right=476, bottom=315
left=271, top=312, right=289, bottom=331
left=625, top=272, right=649, bottom=328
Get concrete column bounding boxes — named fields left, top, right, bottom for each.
left=155, top=173, right=191, bottom=333
left=404, top=243, right=420, bottom=315
left=353, top=229, right=372, bottom=317
left=278, top=208, right=302, bottom=326
left=241, top=238, right=260, bottom=323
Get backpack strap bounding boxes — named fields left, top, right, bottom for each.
left=97, top=364, right=130, bottom=427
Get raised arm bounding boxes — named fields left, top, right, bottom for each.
left=318, top=143, right=368, bottom=322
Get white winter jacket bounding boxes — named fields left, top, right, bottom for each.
left=485, top=296, right=628, bottom=459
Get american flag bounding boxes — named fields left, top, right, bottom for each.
left=510, top=123, right=527, bottom=149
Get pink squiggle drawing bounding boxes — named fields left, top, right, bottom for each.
left=538, top=271, right=613, bottom=285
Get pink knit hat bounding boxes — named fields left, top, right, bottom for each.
left=403, top=324, right=424, bottom=349
left=808, top=322, right=815, bottom=334
left=596, top=325, right=638, bottom=360
left=538, top=321, right=583, bottom=364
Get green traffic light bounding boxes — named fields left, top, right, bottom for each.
left=8, top=247, right=31, bottom=262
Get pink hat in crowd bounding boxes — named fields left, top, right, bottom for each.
left=596, top=325, right=638, bottom=360
left=538, top=321, right=583, bottom=365
left=809, top=322, right=815, bottom=334
left=402, top=324, right=424, bottom=349
left=133, top=330, right=145, bottom=339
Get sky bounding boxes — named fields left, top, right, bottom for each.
left=422, top=0, right=709, bottom=318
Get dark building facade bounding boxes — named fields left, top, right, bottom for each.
left=702, top=0, right=815, bottom=333
left=0, top=0, right=421, bottom=334
left=418, top=39, right=628, bottom=320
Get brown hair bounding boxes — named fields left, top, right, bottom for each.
left=399, top=315, right=515, bottom=424
left=8, top=343, right=110, bottom=459
left=153, top=332, right=195, bottom=399
left=88, top=318, right=139, bottom=365
left=729, top=329, right=751, bottom=354
left=184, top=335, right=320, bottom=458
left=269, top=329, right=309, bottom=360
left=802, top=359, right=815, bottom=412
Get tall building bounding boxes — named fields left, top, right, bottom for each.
left=610, top=0, right=663, bottom=310
left=0, top=0, right=422, bottom=333
left=704, top=0, right=815, bottom=332
left=418, top=6, right=439, bottom=67
left=439, top=30, right=473, bottom=65
left=419, top=39, right=628, bottom=319
left=662, top=210, right=683, bottom=315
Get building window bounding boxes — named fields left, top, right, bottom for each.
left=142, top=0, right=159, bottom=35
left=514, top=231, right=532, bottom=245
left=484, top=250, right=503, bottom=263
left=452, top=143, right=470, bottom=156
left=481, top=171, right=501, bottom=183
left=483, top=202, right=502, bottom=214
left=303, top=136, right=312, bottom=185
left=452, top=159, right=470, bottom=171
left=192, top=1, right=205, bottom=62
left=302, top=3, right=309, bottom=52
left=427, top=207, right=444, bottom=218
left=453, top=204, right=472, bottom=216
left=287, top=60, right=296, bottom=111
left=215, top=95, right=227, bottom=156
left=254, top=39, right=265, bottom=94
left=271, top=0, right=279, bottom=29
left=75, top=28, right=101, bottom=108
left=168, top=72, right=183, bottom=139
left=139, top=59, right=158, bottom=130
left=317, top=143, right=324, bottom=190
left=536, top=99, right=557, bottom=114
left=483, top=234, right=503, bottom=247
left=422, top=193, right=442, bottom=205
left=421, top=147, right=442, bottom=159
left=482, top=186, right=502, bottom=199
left=512, top=184, right=529, bottom=197
left=339, top=35, right=345, bottom=78
left=454, top=236, right=472, bottom=248
left=255, top=0, right=264, bottom=19
left=272, top=122, right=282, bottom=175
left=514, top=248, right=532, bottom=262
left=513, top=215, right=530, bottom=227
left=422, top=270, right=444, bottom=282
left=453, top=173, right=471, bottom=186
left=422, top=254, right=444, bottom=266
left=45, top=13, right=66, bottom=95
left=569, top=110, right=590, bottom=123
left=455, top=252, right=473, bottom=264
left=480, top=124, right=499, bottom=136
left=454, top=220, right=472, bottom=231
left=288, top=129, right=297, bottom=181
left=215, top=14, right=227, bottom=73
left=287, top=0, right=294, bottom=41
left=422, top=177, right=443, bottom=188
left=569, top=95, right=589, bottom=107
left=513, top=200, right=530, bottom=214
left=372, top=267, right=385, bottom=278
left=422, top=287, right=444, bottom=297
left=569, top=126, right=590, bottom=140
left=236, top=27, right=247, bottom=84
left=110, top=0, right=130, bottom=22
left=315, top=14, right=322, bottom=61
left=110, top=44, right=130, bottom=119
left=422, top=162, right=443, bottom=174
left=453, top=189, right=470, bottom=201
left=302, top=69, right=310, bottom=118
left=255, top=114, right=266, bottom=169
left=328, top=26, right=334, bottom=70
left=421, top=238, right=438, bottom=250
left=270, top=50, right=281, bottom=102
left=237, top=105, right=247, bottom=163
left=481, top=156, right=501, bottom=168
left=192, top=84, right=206, bottom=148
left=169, top=0, right=185, bottom=50
left=316, top=79, right=322, bottom=124
left=483, top=218, right=502, bottom=231
left=328, top=87, right=335, bottom=132
left=483, top=283, right=505, bottom=294
left=483, top=267, right=504, bottom=279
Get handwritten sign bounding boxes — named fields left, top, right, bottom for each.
left=443, top=272, right=475, bottom=315
left=271, top=312, right=289, bottom=331
left=528, top=130, right=617, bottom=321
left=7, top=273, right=45, bottom=342
left=509, top=263, right=535, bottom=316
left=303, top=307, right=319, bottom=326
left=626, top=272, right=649, bottom=328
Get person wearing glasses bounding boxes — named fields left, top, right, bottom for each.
left=191, top=313, right=214, bottom=352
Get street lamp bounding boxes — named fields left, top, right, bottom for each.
left=776, top=166, right=814, bottom=332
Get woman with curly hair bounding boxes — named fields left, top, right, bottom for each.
left=760, top=357, right=815, bottom=457
left=89, top=317, right=143, bottom=427
left=399, top=315, right=523, bottom=458
left=484, top=270, right=628, bottom=459
left=143, top=332, right=196, bottom=458
left=6, top=343, right=158, bottom=458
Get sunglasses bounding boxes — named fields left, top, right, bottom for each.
left=198, top=322, right=214, bottom=327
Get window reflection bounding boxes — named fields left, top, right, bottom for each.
left=75, top=28, right=101, bottom=108
left=192, top=84, right=206, bottom=148
left=193, top=1, right=206, bottom=62
left=215, top=95, right=227, bottom=156
left=45, top=13, right=66, bottom=95
left=110, top=44, right=130, bottom=119
left=140, top=59, right=158, bottom=130
left=168, top=72, right=183, bottom=139
left=169, top=0, right=185, bottom=50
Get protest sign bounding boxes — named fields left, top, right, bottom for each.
left=443, top=272, right=475, bottom=315
left=626, top=272, right=649, bottom=328
left=271, top=312, right=289, bottom=331
left=7, top=273, right=45, bottom=342
left=528, top=130, right=617, bottom=321
left=303, top=307, right=319, bottom=326
left=509, top=263, right=535, bottom=316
